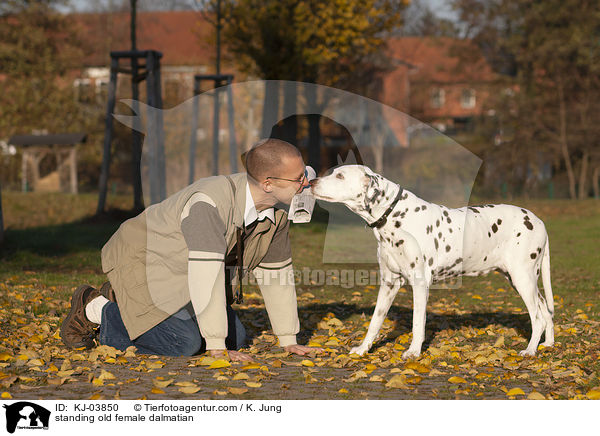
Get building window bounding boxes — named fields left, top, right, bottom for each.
left=461, top=88, right=476, bottom=109
left=74, top=78, right=93, bottom=103
left=96, top=78, right=109, bottom=104
left=430, top=88, right=445, bottom=108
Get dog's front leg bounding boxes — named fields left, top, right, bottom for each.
left=402, top=268, right=429, bottom=359
left=350, top=271, right=403, bottom=356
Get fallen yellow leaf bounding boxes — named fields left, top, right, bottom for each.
left=232, top=373, right=250, bottom=381
left=506, top=388, right=525, bottom=396
left=0, top=353, right=13, bottom=362
left=586, top=390, right=600, bottom=400
left=179, top=386, right=201, bottom=394
left=405, top=362, right=430, bottom=374
left=241, top=363, right=261, bottom=370
left=228, top=387, right=248, bottom=395
left=527, top=391, right=546, bottom=400
left=338, top=388, right=349, bottom=394
left=151, top=388, right=165, bottom=394
left=208, top=359, right=231, bottom=369
left=448, top=376, right=467, bottom=384
left=153, top=378, right=174, bottom=388
left=1, top=392, right=12, bottom=399
left=244, top=382, right=262, bottom=388
left=301, top=360, right=315, bottom=367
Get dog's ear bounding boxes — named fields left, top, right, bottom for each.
left=364, top=171, right=384, bottom=207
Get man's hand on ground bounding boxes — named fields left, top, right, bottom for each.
left=209, top=349, right=254, bottom=362
left=284, top=344, right=324, bottom=356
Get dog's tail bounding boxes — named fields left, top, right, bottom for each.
left=541, top=236, right=554, bottom=316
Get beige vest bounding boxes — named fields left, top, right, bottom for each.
left=101, top=173, right=288, bottom=339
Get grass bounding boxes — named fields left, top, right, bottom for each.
left=0, top=191, right=599, bottom=400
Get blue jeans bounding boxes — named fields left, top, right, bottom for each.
left=97, top=302, right=246, bottom=356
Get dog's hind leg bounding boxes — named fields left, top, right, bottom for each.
left=509, top=267, right=546, bottom=356
left=350, top=273, right=403, bottom=356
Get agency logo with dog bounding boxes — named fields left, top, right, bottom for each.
left=2, top=402, right=50, bottom=433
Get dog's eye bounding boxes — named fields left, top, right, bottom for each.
left=336, top=173, right=344, bottom=180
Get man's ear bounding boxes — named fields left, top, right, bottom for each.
left=262, top=179, right=273, bottom=193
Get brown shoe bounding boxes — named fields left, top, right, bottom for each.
left=60, top=285, right=101, bottom=349
left=99, top=281, right=117, bottom=303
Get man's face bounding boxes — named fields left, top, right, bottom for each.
left=264, top=155, right=308, bottom=205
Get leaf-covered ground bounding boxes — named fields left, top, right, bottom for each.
left=0, top=193, right=599, bottom=400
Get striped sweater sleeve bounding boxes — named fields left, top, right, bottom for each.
left=180, top=197, right=228, bottom=350
left=254, top=218, right=299, bottom=347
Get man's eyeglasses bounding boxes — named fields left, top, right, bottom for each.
left=266, top=168, right=308, bottom=188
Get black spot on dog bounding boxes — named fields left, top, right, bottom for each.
left=422, top=205, right=427, bottom=210
left=492, top=223, right=498, bottom=233
left=392, top=211, right=400, bottom=217
left=428, top=258, right=433, bottom=266
left=401, top=193, right=408, bottom=200
left=530, top=252, right=537, bottom=259
left=516, top=232, right=521, bottom=237
left=415, top=206, right=421, bottom=212
left=438, top=232, right=442, bottom=239
left=443, top=211, right=449, bottom=217
left=488, top=205, right=495, bottom=208
left=395, top=239, right=404, bottom=247
left=447, top=217, right=452, bottom=224
left=410, top=262, right=415, bottom=268
left=445, top=245, right=451, bottom=252
left=537, top=247, right=542, bottom=254
left=521, top=208, right=528, bottom=214
left=434, top=239, right=438, bottom=250
left=524, top=220, right=533, bottom=230
left=436, top=220, right=440, bottom=227
left=488, top=232, right=491, bottom=237
left=395, top=221, right=401, bottom=228
left=468, top=207, right=480, bottom=213
left=483, top=256, right=487, bottom=262
left=536, top=268, right=540, bottom=275
left=497, top=218, right=502, bottom=225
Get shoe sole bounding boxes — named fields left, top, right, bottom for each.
left=60, top=284, right=96, bottom=349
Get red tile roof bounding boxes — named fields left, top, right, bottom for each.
left=72, top=11, right=214, bottom=67
left=386, top=37, right=496, bottom=84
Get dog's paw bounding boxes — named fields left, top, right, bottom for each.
left=402, top=348, right=421, bottom=360
left=518, top=349, right=536, bottom=357
left=349, top=345, right=369, bottom=356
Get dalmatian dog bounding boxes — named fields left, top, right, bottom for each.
left=311, top=165, right=554, bottom=358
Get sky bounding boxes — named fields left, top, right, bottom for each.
left=67, top=0, right=459, bottom=21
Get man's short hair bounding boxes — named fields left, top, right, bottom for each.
left=245, top=138, right=301, bottom=181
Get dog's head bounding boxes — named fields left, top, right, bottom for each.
left=311, top=165, right=388, bottom=213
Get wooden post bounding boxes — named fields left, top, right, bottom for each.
left=226, top=76, right=237, bottom=173
left=21, top=150, right=28, bottom=192
left=130, top=1, right=143, bottom=211
left=145, top=51, right=166, bottom=204
left=0, top=182, right=4, bottom=244
left=97, top=56, right=119, bottom=214
left=70, top=147, right=78, bottom=194
left=212, top=85, right=221, bottom=176
left=189, top=78, right=200, bottom=184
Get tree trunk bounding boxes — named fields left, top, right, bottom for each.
left=281, top=81, right=297, bottom=146
left=592, top=166, right=600, bottom=199
left=261, top=81, right=280, bottom=138
left=304, top=83, right=321, bottom=173
left=0, top=183, right=4, bottom=244
left=557, top=81, right=576, bottom=199
left=578, top=149, right=589, bottom=199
